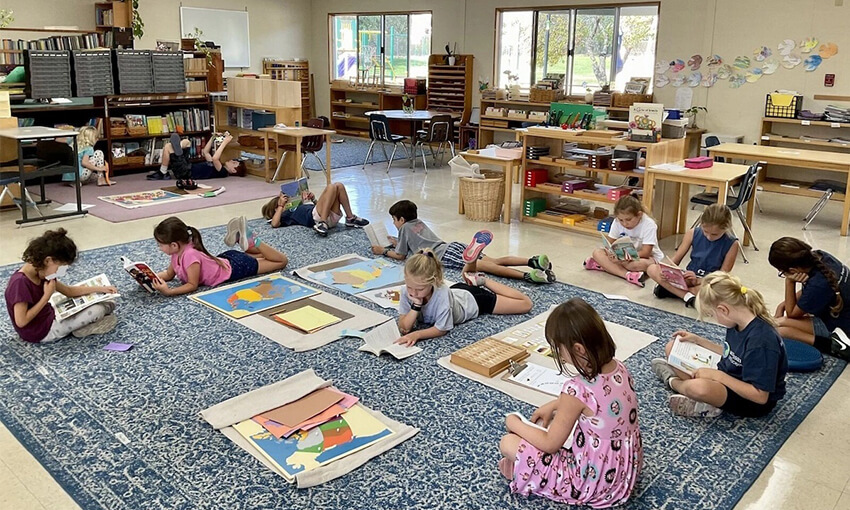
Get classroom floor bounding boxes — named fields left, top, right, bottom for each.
left=1, top=161, right=849, bottom=510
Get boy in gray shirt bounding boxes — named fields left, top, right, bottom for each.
left=370, top=200, right=556, bottom=284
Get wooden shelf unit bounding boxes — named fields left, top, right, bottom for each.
left=759, top=115, right=850, bottom=201
left=329, top=85, right=426, bottom=137
left=427, top=54, right=473, bottom=141
left=262, top=59, right=311, bottom=122
left=183, top=51, right=224, bottom=93
left=519, top=127, right=687, bottom=236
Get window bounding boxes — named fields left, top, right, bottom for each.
left=495, top=5, right=658, bottom=95
left=330, top=12, right=432, bottom=85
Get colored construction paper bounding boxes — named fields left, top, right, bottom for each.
left=262, top=388, right=344, bottom=428
left=255, top=389, right=361, bottom=439
left=274, top=306, right=341, bottom=333
left=104, top=342, right=133, bottom=352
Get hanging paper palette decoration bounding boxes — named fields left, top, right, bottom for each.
left=781, top=54, right=802, bottom=69
left=717, top=64, right=734, bottom=79
left=733, top=56, right=751, bottom=69
left=799, top=37, right=818, bottom=53
left=687, top=72, right=702, bottom=87
left=701, top=73, right=718, bottom=88
left=778, top=39, right=796, bottom=56
left=655, top=74, right=669, bottom=87
left=706, top=54, right=723, bottom=67
left=803, top=54, right=823, bottom=71
left=729, top=74, right=746, bottom=88
left=687, top=55, right=703, bottom=71
left=670, top=74, right=686, bottom=87
left=669, top=59, right=686, bottom=73
left=753, top=46, right=772, bottom=62
left=761, top=59, right=779, bottom=74
left=818, top=43, right=838, bottom=59
left=655, top=61, right=670, bottom=74
left=745, top=68, right=764, bottom=83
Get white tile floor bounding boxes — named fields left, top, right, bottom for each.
left=1, top=161, right=848, bottom=509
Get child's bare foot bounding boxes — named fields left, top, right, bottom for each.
left=498, top=458, right=515, bottom=480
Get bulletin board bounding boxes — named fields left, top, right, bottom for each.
left=180, top=6, right=250, bottom=68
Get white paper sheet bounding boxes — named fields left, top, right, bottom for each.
left=358, top=320, right=422, bottom=360
left=507, top=363, right=569, bottom=396
left=54, top=203, right=95, bottom=212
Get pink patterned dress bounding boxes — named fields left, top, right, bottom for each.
left=511, top=360, right=643, bottom=508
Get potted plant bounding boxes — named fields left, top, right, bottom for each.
left=684, top=106, right=707, bottom=128
left=131, top=0, right=144, bottom=39
left=503, top=70, right=520, bottom=99
left=187, top=27, right=213, bottom=67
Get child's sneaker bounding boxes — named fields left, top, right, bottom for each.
left=583, top=257, right=604, bottom=271
left=524, top=269, right=550, bottom=284
left=528, top=254, right=551, bottom=271
left=626, top=271, right=645, bottom=288
left=462, top=230, right=493, bottom=262
left=653, top=284, right=673, bottom=299
left=651, top=358, right=677, bottom=389
left=829, top=327, right=850, bottom=361
left=668, top=395, right=722, bottom=418
left=345, top=216, right=370, bottom=228
left=462, top=272, right=487, bottom=287
left=313, top=221, right=329, bottom=237
left=72, top=314, right=118, bottom=338
left=544, top=269, right=557, bottom=283
left=225, top=216, right=248, bottom=251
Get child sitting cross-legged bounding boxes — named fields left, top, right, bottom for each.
left=373, top=199, right=555, bottom=284
left=652, top=271, right=787, bottom=418
left=646, top=204, right=739, bottom=308
left=499, top=298, right=643, bottom=508
left=395, top=238, right=532, bottom=347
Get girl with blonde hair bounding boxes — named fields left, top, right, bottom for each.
left=62, top=126, right=114, bottom=186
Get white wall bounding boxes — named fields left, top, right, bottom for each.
left=4, top=0, right=311, bottom=74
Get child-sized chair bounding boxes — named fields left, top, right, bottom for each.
left=273, top=118, right=328, bottom=181
left=412, top=114, right=453, bottom=173
left=363, top=113, right=409, bottom=173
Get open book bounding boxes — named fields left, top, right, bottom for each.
left=659, top=261, right=688, bottom=291
left=279, top=177, right=310, bottom=211
left=667, top=336, right=721, bottom=376
left=364, top=222, right=392, bottom=247
left=601, top=233, right=640, bottom=261
left=358, top=320, right=422, bottom=360
left=121, top=256, right=161, bottom=293
left=506, top=412, right=574, bottom=448
left=49, top=274, right=119, bottom=321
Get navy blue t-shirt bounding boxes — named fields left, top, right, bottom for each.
left=275, top=204, right=315, bottom=227
left=717, top=316, right=787, bottom=402
left=797, top=251, right=850, bottom=331
left=687, top=227, right=737, bottom=277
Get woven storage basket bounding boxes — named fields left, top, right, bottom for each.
left=459, top=170, right=505, bottom=222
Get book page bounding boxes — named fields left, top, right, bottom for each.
left=506, top=412, right=574, bottom=448
left=667, top=337, right=721, bottom=376
left=49, top=274, right=118, bottom=321
left=659, top=262, right=688, bottom=291
left=507, top=363, right=569, bottom=396
left=358, top=321, right=422, bottom=360
left=365, top=222, right=390, bottom=247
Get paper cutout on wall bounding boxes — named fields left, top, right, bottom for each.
left=729, top=74, right=746, bottom=88
left=687, top=72, right=701, bottom=87
left=671, top=74, right=685, bottom=87
left=753, top=46, right=772, bottom=62
left=778, top=39, right=796, bottom=56
left=799, top=37, right=818, bottom=53
left=669, top=59, right=686, bottom=73
left=687, top=55, right=703, bottom=71
left=701, top=73, right=718, bottom=87
left=761, top=59, right=779, bottom=74
left=745, top=68, right=763, bottom=83
left=717, top=64, right=734, bottom=79
left=655, top=61, right=669, bottom=74
left=706, top=55, right=723, bottom=67
left=803, top=54, right=822, bottom=72
left=733, top=56, right=751, bottom=69
left=819, top=43, right=838, bottom=59
left=655, top=73, right=669, bottom=87
left=781, top=53, right=802, bottom=69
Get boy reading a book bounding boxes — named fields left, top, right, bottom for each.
left=261, top=182, right=369, bottom=236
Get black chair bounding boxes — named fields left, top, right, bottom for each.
left=690, top=162, right=761, bottom=263
left=413, top=114, right=452, bottom=173
left=703, top=135, right=763, bottom=213
left=363, top=114, right=409, bottom=173
left=804, top=180, right=847, bottom=230
left=274, top=118, right=328, bottom=181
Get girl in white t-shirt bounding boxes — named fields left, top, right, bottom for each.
left=584, top=194, right=664, bottom=287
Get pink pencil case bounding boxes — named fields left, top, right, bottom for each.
left=685, top=156, right=714, bottom=169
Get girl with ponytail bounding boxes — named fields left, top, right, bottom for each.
left=651, top=271, right=787, bottom=418
left=152, top=216, right=288, bottom=296
left=768, top=237, right=850, bottom=361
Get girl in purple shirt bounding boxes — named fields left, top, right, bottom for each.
left=152, top=216, right=288, bottom=296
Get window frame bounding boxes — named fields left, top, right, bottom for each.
left=494, top=2, right=659, bottom=97
left=328, top=10, right=433, bottom=85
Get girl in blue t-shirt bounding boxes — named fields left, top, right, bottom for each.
left=769, top=237, right=850, bottom=361
left=61, top=126, right=114, bottom=186
left=652, top=271, right=787, bottom=418
left=646, top=204, right=738, bottom=308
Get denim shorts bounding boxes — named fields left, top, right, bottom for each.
left=217, top=250, right=259, bottom=282
left=811, top=316, right=830, bottom=338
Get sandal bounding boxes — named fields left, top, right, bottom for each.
left=626, top=271, right=645, bottom=287
left=583, top=257, right=604, bottom=271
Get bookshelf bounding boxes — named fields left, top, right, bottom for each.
left=263, top=59, right=311, bottom=122
left=0, top=28, right=108, bottom=66
left=427, top=54, right=473, bottom=140
left=184, top=51, right=224, bottom=93
left=94, top=0, right=133, bottom=49
left=329, top=84, right=426, bottom=138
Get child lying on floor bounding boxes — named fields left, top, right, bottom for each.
left=261, top=182, right=369, bottom=237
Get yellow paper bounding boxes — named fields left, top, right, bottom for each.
left=769, top=93, right=794, bottom=107
left=276, top=305, right=340, bottom=332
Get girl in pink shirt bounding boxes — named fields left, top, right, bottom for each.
left=152, top=216, right=288, bottom=296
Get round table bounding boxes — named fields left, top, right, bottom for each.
left=365, top=110, right=462, bottom=168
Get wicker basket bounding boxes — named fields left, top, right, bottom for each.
left=529, top=88, right=565, bottom=103
left=612, top=93, right=653, bottom=108
left=127, top=126, right=148, bottom=136
left=110, top=127, right=127, bottom=137
left=459, top=170, right=505, bottom=222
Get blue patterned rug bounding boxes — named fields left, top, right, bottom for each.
left=0, top=221, right=844, bottom=510
left=303, top=136, right=390, bottom=171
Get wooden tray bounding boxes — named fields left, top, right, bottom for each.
left=450, top=337, right=529, bottom=377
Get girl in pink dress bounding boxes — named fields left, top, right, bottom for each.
left=499, top=298, right=643, bottom=508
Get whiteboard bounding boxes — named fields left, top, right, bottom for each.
left=180, top=6, right=250, bottom=68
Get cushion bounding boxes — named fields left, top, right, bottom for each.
left=784, top=339, right=823, bottom=372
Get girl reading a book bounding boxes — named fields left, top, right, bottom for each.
left=651, top=272, right=787, bottom=418
left=62, top=126, right=114, bottom=187
left=4, top=228, right=118, bottom=343
left=768, top=237, right=850, bottom=361
left=151, top=216, right=288, bottom=296
left=645, top=204, right=738, bottom=308
left=395, top=234, right=532, bottom=347
left=584, top=194, right=664, bottom=288
left=261, top=182, right=369, bottom=237
left=499, top=298, right=643, bottom=508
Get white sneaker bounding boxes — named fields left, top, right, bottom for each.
left=830, top=328, right=850, bottom=361
left=669, top=395, right=722, bottom=418
left=224, top=216, right=248, bottom=251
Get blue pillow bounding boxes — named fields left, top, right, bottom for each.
left=784, top=339, right=823, bottom=372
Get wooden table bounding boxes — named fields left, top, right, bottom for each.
left=643, top=161, right=755, bottom=245
left=457, top=150, right=521, bottom=224
left=365, top=110, right=462, bottom=168
left=259, top=126, right=335, bottom=185
left=685, top=128, right=707, bottom=158
left=0, top=126, right=86, bottom=225
left=708, top=143, right=850, bottom=235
